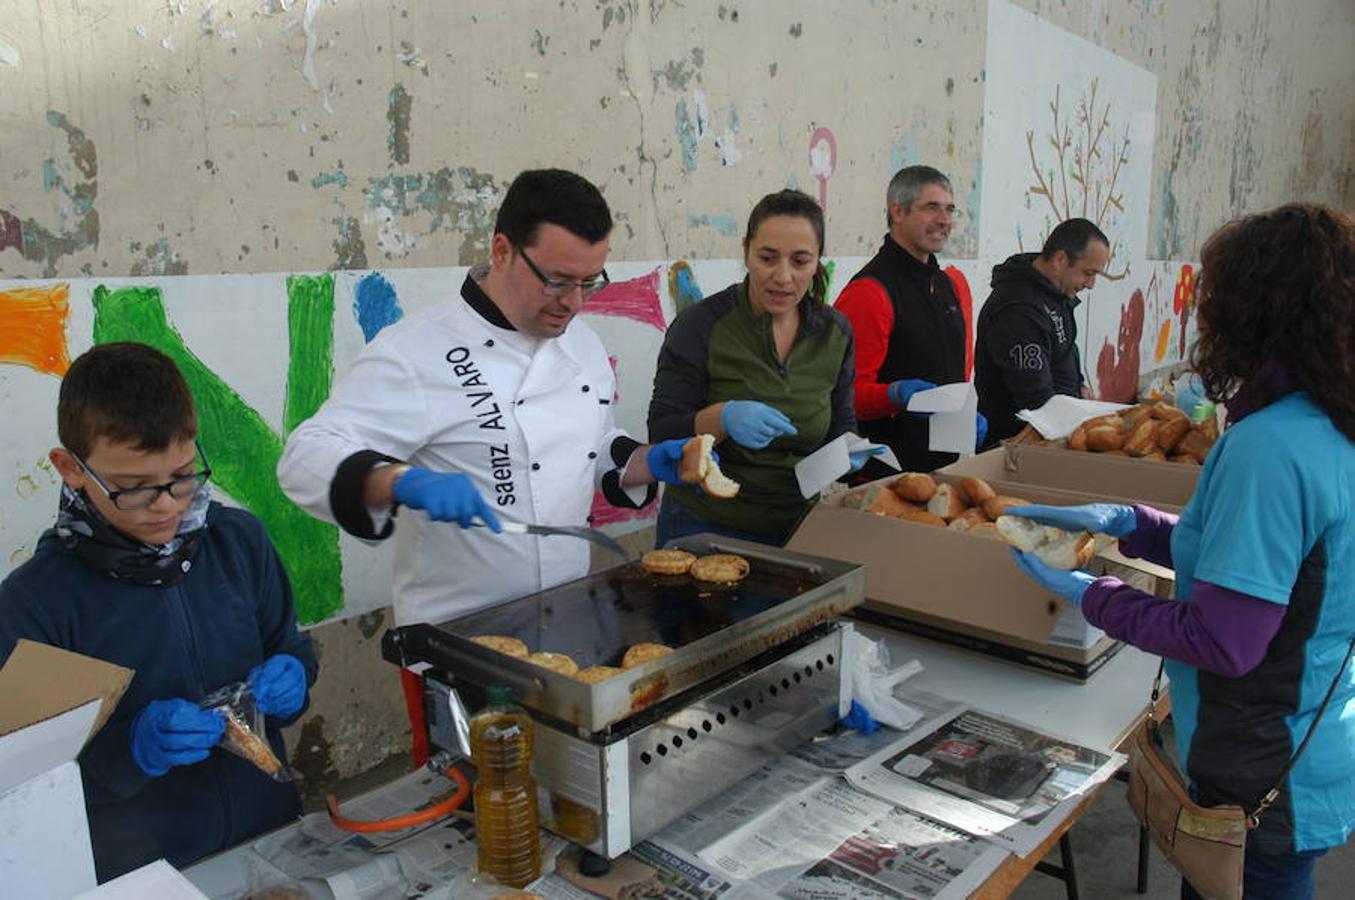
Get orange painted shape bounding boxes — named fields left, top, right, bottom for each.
left=0, top=284, right=72, bottom=377
left=1155, top=319, right=1172, bottom=363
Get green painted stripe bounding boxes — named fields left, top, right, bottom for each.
left=92, top=285, right=344, bottom=624
left=284, top=275, right=335, bottom=434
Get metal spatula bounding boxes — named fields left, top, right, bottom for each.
left=496, top=520, right=628, bottom=558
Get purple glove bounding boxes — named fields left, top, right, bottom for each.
left=130, top=699, right=226, bottom=777
left=248, top=654, right=308, bottom=718
left=393, top=467, right=501, bottom=532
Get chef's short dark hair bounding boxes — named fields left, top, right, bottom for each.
left=58, top=343, right=197, bottom=458
left=495, top=169, right=613, bottom=247
left=1040, top=219, right=1109, bottom=262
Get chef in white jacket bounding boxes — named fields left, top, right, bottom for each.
left=278, top=170, right=693, bottom=760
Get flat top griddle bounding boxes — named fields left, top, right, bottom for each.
left=385, top=535, right=865, bottom=736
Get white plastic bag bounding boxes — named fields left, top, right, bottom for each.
left=843, top=629, right=925, bottom=732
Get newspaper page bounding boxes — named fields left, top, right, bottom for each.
left=530, top=839, right=737, bottom=899
left=774, top=806, right=1007, bottom=900
left=846, top=706, right=1124, bottom=856
left=676, top=767, right=1003, bottom=900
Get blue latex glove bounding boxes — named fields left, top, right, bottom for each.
left=721, top=401, right=798, bottom=449
left=848, top=446, right=887, bottom=472
left=1010, top=549, right=1096, bottom=607
left=393, top=467, right=501, bottom=532
left=841, top=700, right=879, bottom=735
left=1005, top=502, right=1137, bottom=538
left=887, top=378, right=937, bottom=410
left=248, top=654, right=308, bottom=718
left=646, top=438, right=687, bottom=486
left=130, top=699, right=226, bottom=777
left=975, top=412, right=988, bottom=449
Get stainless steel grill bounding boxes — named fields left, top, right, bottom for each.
left=382, top=534, right=866, bottom=856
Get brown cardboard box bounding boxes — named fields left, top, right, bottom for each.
left=787, top=472, right=1178, bottom=681
left=939, top=445, right=1200, bottom=508
left=0, top=640, right=133, bottom=897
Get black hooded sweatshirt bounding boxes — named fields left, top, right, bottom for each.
left=974, top=253, right=1084, bottom=446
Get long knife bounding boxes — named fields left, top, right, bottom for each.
left=495, top=520, right=628, bottom=558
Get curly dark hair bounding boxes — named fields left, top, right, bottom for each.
left=1190, top=203, right=1355, bottom=442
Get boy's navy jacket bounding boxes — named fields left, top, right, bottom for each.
left=0, top=502, right=318, bottom=881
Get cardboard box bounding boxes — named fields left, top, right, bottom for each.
left=940, top=444, right=1200, bottom=509
left=0, top=640, right=133, bottom=898
left=788, top=472, right=1177, bottom=681
left=74, top=859, right=208, bottom=899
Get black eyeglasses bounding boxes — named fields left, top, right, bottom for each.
left=516, top=245, right=610, bottom=299
left=72, top=442, right=212, bottom=510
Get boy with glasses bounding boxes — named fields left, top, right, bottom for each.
left=0, top=342, right=317, bottom=882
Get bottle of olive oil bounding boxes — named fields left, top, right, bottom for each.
left=469, top=684, right=541, bottom=888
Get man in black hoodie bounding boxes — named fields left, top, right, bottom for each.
left=975, top=219, right=1110, bottom=446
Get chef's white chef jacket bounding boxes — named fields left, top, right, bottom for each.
left=278, top=275, right=649, bottom=626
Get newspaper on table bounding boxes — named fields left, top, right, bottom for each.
left=224, top=718, right=1010, bottom=899
left=250, top=768, right=508, bottom=899
left=846, top=705, right=1125, bottom=858
left=529, top=722, right=1005, bottom=900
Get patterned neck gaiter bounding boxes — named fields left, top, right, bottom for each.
left=55, top=482, right=211, bottom=587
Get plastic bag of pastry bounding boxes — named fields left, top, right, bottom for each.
left=200, top=681, right=294, bottom=782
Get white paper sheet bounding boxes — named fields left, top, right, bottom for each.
left=795, top=433, right=896, bottom=498
left=1016, top=395, right=1131, bottom=440
left=908, top=383, right=978, bottom=455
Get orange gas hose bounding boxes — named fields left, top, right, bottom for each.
left=325, top=765, right=471, bottom=833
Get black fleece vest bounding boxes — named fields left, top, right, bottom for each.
left=850, top=236, right=966, bottom=471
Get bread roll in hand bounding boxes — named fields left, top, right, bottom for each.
left=995, top=515, right=1095, bottom=570
left=679, top=434, right=741, bottom=498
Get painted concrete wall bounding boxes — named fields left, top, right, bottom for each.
left=2, top=0, right=1352, bottom=789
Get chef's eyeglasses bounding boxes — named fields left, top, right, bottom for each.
left=515, top=245, right=610, bottom=299
left=71, top=441, right=212, bottom=510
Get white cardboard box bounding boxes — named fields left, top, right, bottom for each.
left=75, top=859, right=208, bottom=899
left=0, top=640, right=133, bottom=899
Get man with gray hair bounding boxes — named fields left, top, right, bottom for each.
left=837, top=165, right=985, bottom=473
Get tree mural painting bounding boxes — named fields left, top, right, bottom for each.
left=91, top=277, right=344, bottom=624
left=1025, top=79, right=1132, bottom=281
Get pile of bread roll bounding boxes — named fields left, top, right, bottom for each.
left=1009, top=401, right=1216, bottom=464
left=841, top=473, right=1028, bottom=538
left=840, top=473, right=1097, bottom=569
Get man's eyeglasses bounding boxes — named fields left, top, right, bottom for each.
left=915, top=202, right=960, bottom=219
left=516, top=245, right=610, bottom=299
left=72, top=442, right=212, bottom=510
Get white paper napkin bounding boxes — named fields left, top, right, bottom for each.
left=1016, top=395, right=1131, bottom=440
left=907, top=382, right=978, bottom=454
left=794, top=433, right=897, bottom=498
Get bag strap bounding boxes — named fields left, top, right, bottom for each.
left=1143, top=636, right=1355, bottom=828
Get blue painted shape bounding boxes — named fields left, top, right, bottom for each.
left=353, top=272, right=404, bottom=342
left=686, top=214, right=738, bottom=236
left=671, top=262, right=704, bottom=315
left=890, top=134, right=919, bottom=173
left=675, top=98, right=698, bottom=172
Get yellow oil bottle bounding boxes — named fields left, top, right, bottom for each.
left=469, top=683, right=541, bottom=888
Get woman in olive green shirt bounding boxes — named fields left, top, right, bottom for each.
left=647, top=189, right=857, bottom=546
